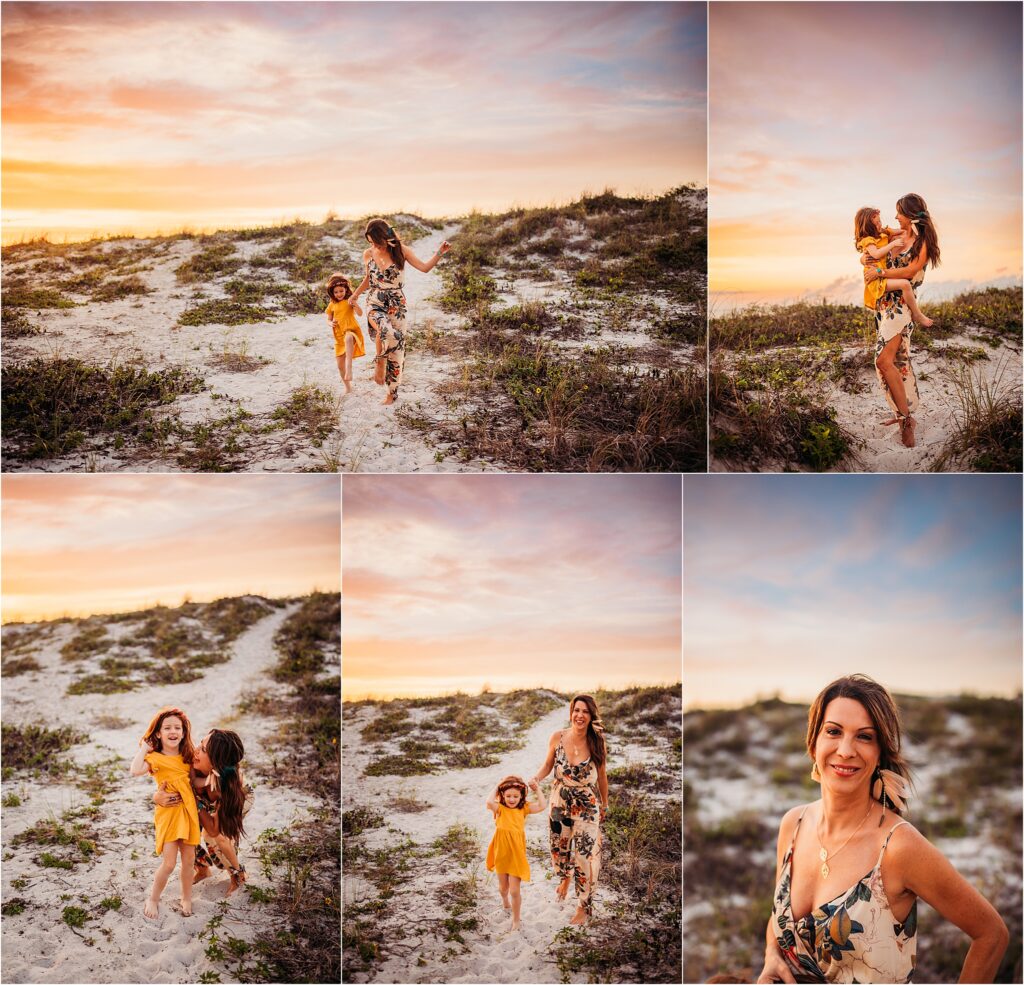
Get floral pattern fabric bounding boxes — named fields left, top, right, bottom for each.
left=549, top=736, right=601, bottom=916
left=769, top=811, right=917, bottom=983
left=873, top=244, right=923, bottom=417
left=366, top=257, right=407, bottom=399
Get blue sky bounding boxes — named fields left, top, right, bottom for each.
left=684, top=475, right=1022, bottom=708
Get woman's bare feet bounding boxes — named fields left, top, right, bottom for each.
left=569, top=906, right=589, bottom=925
left=179, top=897, right=193, bottom=917
left=556, top=876, right=570, bottom=901
left=917, top=314, right=934, bottom=328
left=382, top=394, right=396, bottom=406
left=881, top=416, right=900, bottom=426
left=143, top=897, right=160, bottom=919
left=194, top=865, right=211, bottom=884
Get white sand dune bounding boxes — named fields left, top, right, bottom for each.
left=343, top=697, right=678, bottom=984
left=711, top=332, right=1022, bottom=472
left=1, top=603, right=323, bottom=984
left=2, top=223, right=496, bottom=474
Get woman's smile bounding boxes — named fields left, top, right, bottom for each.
left=829, top=763, right=860, bottom=777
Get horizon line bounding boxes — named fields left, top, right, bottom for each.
left=343, top=680, right=683, bottom=705
left=1, top=182, right=707, bottom=249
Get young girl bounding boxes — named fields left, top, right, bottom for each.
left=325, top=273, right=365, bottom=394
left=130, top=707, right=200, bottom=918
left=485, top=775, right=546, bottom=931
left=854, top=207, right=934, bottom=327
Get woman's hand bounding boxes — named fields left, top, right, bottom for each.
left=756, top=945, right=796, bottom=984
left=529, top=778, right=540, bottom=793
left=153, top=781, right=181, bottom=807
left=599, top=802, right=608, bottom=822
left=437, top=241, right=451, bottom=256
left=864, top=265, right=883, bottom=283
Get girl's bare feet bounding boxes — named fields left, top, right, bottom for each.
left=500, top=894, right=511, bottom=911
left=510, top=918, right=521, bottom=931
left=143, top=897, right=160, bottom=919
left=343, top=377, right=353, bottom=394
left=569, top=906, right=589, bottom=925
left=180, top=897, right=193, bottom=917
left=556, top=876, right=570, bottom=901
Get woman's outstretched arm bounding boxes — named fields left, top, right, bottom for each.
left=401, top=241, right=450, bottom=273
left=889, top=827, right=1008, bottom=983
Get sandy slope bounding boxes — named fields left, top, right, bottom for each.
left=343, top=698, right=675, bottom=984
left=711, top=332, right=1022, bottom=472
left=1, top=603, right=322, bottom=985
left=2, top=222, right=497, bottom=473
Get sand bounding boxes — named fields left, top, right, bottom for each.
left=343, top=695, right=680, bottom=984
left=1, top=601, right=325, bottom=984
left=711, top=331, right=1022, bottom=472
left=2, top=222, right=499, bottom=473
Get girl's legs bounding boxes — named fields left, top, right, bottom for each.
left=179, top=843, right=195, bottom=916
left=497, top=871, right=510, bottom=910
left=144, top=842, right=180, bottom=918
left=508, top=876, right=522, bottom=930
left=875, top=332, right=915, bottom=447
left=335, top=355, right=346, bottom=383
left=889, top=278, right=933, bottom=327
left=343, top=332, right=356, bottom=392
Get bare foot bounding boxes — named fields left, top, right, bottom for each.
left=569, top=906, right=589, bottom=925
left=382, top=394, right=395, bottom=406
left=143, top=897, right=159, bottom=919
left=180, top=897, right=193, bottom=917
left=226, top=875, right=241, bottom=897
left=500, top=895, right=511, bottom=911
left=194, top=866, right=211, bottom=884
left=556, top=877, right=570, bottom=901
left=918, top=315, right=934, bottom=328
left=343, top=378, right=353, bottom=394
left=510, top=918, right=521, bottom=931
left=881, top=416, right=900, bottom=426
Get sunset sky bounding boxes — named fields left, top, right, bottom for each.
left=2, top=1, right=706, bottom=244
left=684, top=475, right=1022, bottom=709
left=1, top=475, right=340, bottom=623
left=342, top=475, right=682, bottom=700
left=710, top=2, right=1023, bottom=311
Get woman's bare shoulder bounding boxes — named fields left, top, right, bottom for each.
left=362, top=248, right=372, bottom=261
left=778, top=803, right=811, bottom=841
left=548, top=729, right=565, bottom=746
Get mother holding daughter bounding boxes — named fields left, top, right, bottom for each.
left=858, top=193, right=942, bottom=448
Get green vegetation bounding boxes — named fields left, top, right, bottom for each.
left=270, top=385, right=336, bottom=445
left=14, top=813, right=100, bottom=869
left=175, top=241, right=243, bottom=283
left=1, top=356, right=203, bottom=460
left=1, top=723, right=84, bottom=775
left=60, top=624, right=113, bottom=662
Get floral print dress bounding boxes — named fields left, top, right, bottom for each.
left=769, top=810, right=917, bottom=983
left=549, top=735, right=602, bottom=916
left=366, top=257, right=407, bottom=399
left=873, top=243, right=923, bottom=418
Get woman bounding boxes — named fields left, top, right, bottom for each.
left=348, top=218, right=450, bottom=405
left=154, top=728, right=251, bottom=895
left=758, top=674, right=1008, bottom=983
left=529, top=694, right=609, bottom=925
left=862, top=194, right=941, bottom=449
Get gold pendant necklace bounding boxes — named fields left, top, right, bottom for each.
left=817, top=802, right=873, bottom=879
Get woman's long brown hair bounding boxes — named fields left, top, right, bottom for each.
left=206, top=729, right=247, bottom=842
left=364, top=218, right=406, bottom=271
left=570, top=694, right=606, bottom=768
left=897, top=193, right=941, bottom=269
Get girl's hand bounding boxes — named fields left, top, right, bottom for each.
left=529, top=778, right=540, bottom=793
left=140, top=738, right=153, bottom=751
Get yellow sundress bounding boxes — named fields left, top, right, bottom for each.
left=326, top=299, right=365, bottom=359
left=144, top=751, right=200, bottom=854
left=857, top=235, right=891, bottom=308
left=486, top=805, right=531, bottom=881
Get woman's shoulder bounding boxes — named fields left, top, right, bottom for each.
left=362, top=247, right=372, bottom=261
left=549, top=728, right=565, bottom=745
left=778, top=802, right=813, bottom=838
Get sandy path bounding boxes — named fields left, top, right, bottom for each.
left=344, top=703, right=635, bottom=984
left=1, top=604, right=323, bottom=984
left=2, top=224, right=498, bottom=473
left=711, top=332, right=1022, bottom=472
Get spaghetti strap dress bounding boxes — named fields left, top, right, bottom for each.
left=873, top=243, right=923, bottom=419
left=549, top=735, right=602, bottom=916
left=366, top=257, right=407, bottom=400
left=768, top=810, right=917, bottom=983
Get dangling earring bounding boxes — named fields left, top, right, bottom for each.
left=811, top=762, right=821, bottom=782
left=874, top=767, right=886, bottom=827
